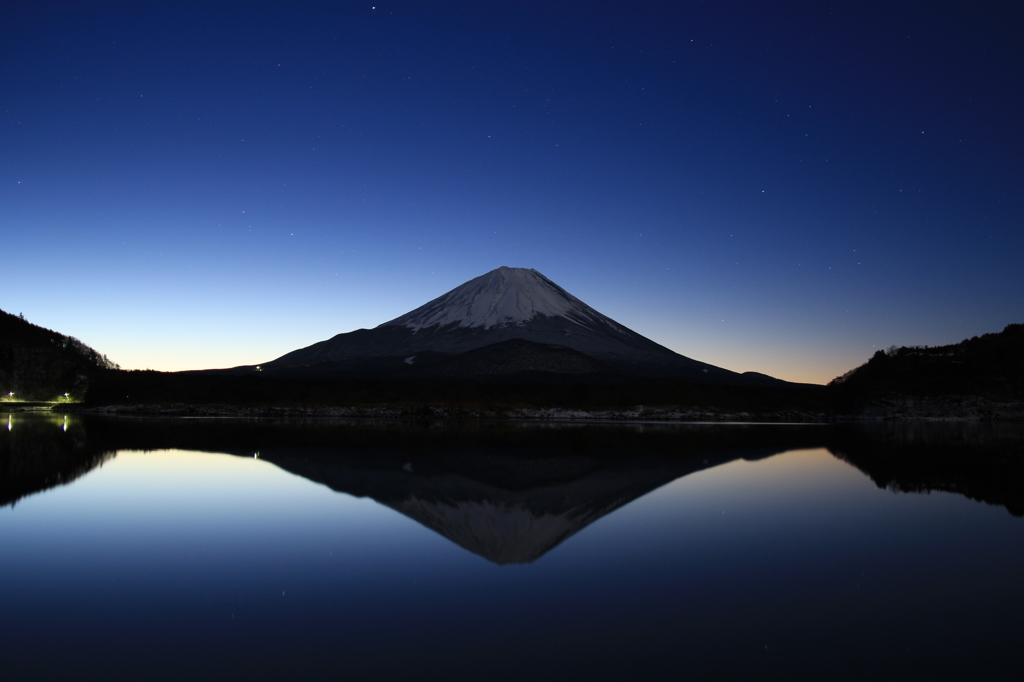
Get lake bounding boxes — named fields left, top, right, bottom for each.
left=2, top=413, right=1023, bottom=681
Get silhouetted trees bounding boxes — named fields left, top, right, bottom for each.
left=0, top=309, right=118, bottom=401
left=829, top=323, right=1024, bottom=402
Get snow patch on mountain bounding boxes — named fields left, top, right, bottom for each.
left=382, top=266, right=625, bottom=333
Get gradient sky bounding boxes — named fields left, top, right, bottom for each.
left=3, top=1, right=1021, bottom=384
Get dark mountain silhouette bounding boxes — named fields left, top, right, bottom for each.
left=0, top=309, right=118, bottom=402
left=14, top=286, right=1018, bottom=418
left=830, top=323, right=1024, bottom=418
left=831, top=323, right=1024, bottom=395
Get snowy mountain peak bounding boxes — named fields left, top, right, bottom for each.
left=264, top=265, right=739, bottom=380
left=382, top=266, right=622, bottom=332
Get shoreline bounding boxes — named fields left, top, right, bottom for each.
left=12, top=400, right=1021, bottom=422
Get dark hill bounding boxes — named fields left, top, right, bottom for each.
left=829, top=324, right=1024, bottom=417
left=0, top=309, right=118, bottom=401
left=831, top=324, right=1024, bottom=396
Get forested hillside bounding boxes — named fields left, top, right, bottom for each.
left=0, top=310, right=118, bottom=401
left=830, top=324, right=1024, bottom=407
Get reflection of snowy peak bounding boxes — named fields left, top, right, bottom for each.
left=385, top=266, right=624, bottom=333
left=393, top=497, right=587, bottom=565
left=258, top=447, right=753, bottom=565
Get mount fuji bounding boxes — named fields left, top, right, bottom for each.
left=257, top=266, right=775, bottom=384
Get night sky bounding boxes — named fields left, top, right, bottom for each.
left=3, top=1, right=1021, bottom=384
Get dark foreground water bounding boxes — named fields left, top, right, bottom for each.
left=2, top=414, right=1023, bottom=681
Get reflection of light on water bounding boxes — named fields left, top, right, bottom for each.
left=4, top=413, right=78, bottom=432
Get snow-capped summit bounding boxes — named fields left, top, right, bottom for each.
left=384, top=266, right=623, bottom=333
left=261, top=266, right=751, bottom=381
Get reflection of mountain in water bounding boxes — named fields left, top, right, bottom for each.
left=6, top=415, right=1023, bottom=561
left=828, top=422, right=1024, bottom=516
left=262, top=447, right=772, bottom=564
left=2, top=415, right=819, bottom=562
left=0, top=414, right=114, bottom=507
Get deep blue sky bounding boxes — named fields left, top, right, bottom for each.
left=3, top=1, right=1021, bottom=383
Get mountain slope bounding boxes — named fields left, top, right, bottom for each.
left=0, top=309, right=118, bottom=401
left=830, top=323, right=1024, bottom=398
left=827, top=323, right=1024, bottom=418
left=263, top=266, right=753, bottom=382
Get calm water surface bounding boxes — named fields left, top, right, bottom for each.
left=2, top=414, right=1022, bottom=680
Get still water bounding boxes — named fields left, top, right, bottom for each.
left=2, top=414, right=1023, bottom=680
